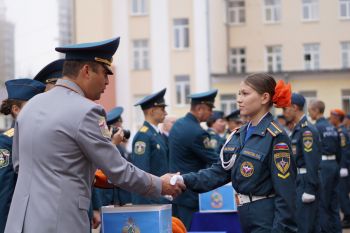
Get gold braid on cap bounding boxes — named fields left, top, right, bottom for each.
left=94, top=57, right=113, bottom=66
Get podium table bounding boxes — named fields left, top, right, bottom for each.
left=189, top=212, right=242, bottom=233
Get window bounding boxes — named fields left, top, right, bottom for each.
left=341, top=42, right=350, bottom=68
left=340, top=0, right=350, bottom=19
left=227, top=0, right=246, bottom=24
left=132, top=39, right=149, bottom=70
left=302, top=0, right=319, bottom=21
left=175, top=75, right=190, bottom=106
left=264, top=0, right=281, bottom=23
left=173, top=19, right=189, bottom=49
left=229, top=48, right=246, bottom=73
left=131, top=0, right=147, bottom=15
left=266, top=45, right=282, bottom=72
left=342, top=89, right=350, bottom=113
left=220, top=94, right=237, bottom=115
left=299, top=90, right=317, bottom=110
left=304, top=43, right=320, bottom=70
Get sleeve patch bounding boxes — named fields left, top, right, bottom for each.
left=303, top=130, right=313, bottom=152
left=134, top=141, right=146, bottom=155
left=341, top=133, right=347, bottom=147
left=203, top=137, right=211, bottom=149
left=0, top=149, right=10, bottom=168
left=210, top=138, right=218, bottom=149
left=98, top=117, right=111, bottom=138
left=274, top=143, right=291, bottom=178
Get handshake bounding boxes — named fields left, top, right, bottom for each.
left=160, top=173, right=186, bottom=199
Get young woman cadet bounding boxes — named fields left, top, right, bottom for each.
left=181, top=73, right=297, bottom=233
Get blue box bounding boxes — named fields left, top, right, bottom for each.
left=101, top=204, right=172, bottom=233
left=199, top=183, right=237, bottom=212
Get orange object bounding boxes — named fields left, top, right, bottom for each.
left=330, top=109, right=346, bottom=117
left=273, top=80, right=292, bottom=108
left=94, top=169, right=114, bottom=189
left=172, top=217, right=187, bottom=233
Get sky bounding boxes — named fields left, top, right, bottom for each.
left=4, top=0, right=60, bottom=78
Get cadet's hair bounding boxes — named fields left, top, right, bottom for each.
left=206, top=118, right=215, bottom=128
left=244, top=73, right=276, bottom=107
left=0, top=99, right=24, bottom=116
left=62, top=61, right=100, bottom=78
left=310, top=100, right=325, bottom=114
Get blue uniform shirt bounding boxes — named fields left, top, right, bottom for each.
left=131, top=121, right=169, bottom=204
left=338, top=125, right=350, bottom=168
left=315, top=117, right=341, bottom=162
left=169, top=113, right=219, bottom=209
left=290, top=115, right=321, bottom=195
left=183, top=113, right=297, bottom=231
left=0, top=128, right=16, bottom=233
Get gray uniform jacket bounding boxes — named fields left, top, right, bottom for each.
left=5, top=79, right=162, bottom=233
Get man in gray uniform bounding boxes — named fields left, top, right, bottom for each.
left=4, top=38, right=185, bottom=233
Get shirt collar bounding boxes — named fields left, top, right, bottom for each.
left=55, top=79, right=85, bottom=97
left=145, top=121, right=160, bottom=134
left=239, top=112, right=273, bottom=136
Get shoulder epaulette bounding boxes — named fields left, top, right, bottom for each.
left=139, top=126, right=149, bottom=133
left=301, top=121, right=308, bottom=128
left=267, top=121, right=283, bottom=137
left=3, top=128, right=14, bottom=138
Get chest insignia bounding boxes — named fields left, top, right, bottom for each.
left=240, top=161, right=254, bottom=177
left=0, top=149, right=10, bottom=168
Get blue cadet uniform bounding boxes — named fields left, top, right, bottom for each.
left=92, top=107, right=131, bottom=213
left=131, top=89, right=169, bottom=204
left=207, top=111, right=226, bottom=154
left=183, top=112, right=297, bottom=233
left=169, top=89, right=220, bottom=229
left=289, top=93, right=321, bottom=233
left=33, top=59, right=64, bottom=85
left=315, top=117, right=342, bottom=233
left=0, top=79, right=46, bottom=233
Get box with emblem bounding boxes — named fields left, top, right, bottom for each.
left=101, top=204, right=172, bottom=233
left=198, top=183, right=237, bottom=213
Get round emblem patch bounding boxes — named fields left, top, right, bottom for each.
left=210, top=190, right=223, bottom=209
left=240, top=161, right=254, bottom=177
left=134, top=141, right=146, bottom=155
left=0, top=149, right=10, bottom=168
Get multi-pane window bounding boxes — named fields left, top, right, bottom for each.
left=220, top=94, right=237, bottom=115
left=175, top=75, right=190, bottom=106
left=173, top=19, right=189, bottom=49
left=341, top=42, right=350, bottom=68
left=131, top=0, right=147, bottom=15
left=304, top=43, right=320, bottom=70
left=227, top=0, right=246, bottom=24
left=229, top=48, right=246, bottom=73
left=340, top=0, right=350, bottom=19
left=264, top=0, right=281, bottom=23
left=266, top=46, right=282, bottom=72
left=132, top=39, right=149, bottom=70
left=342, top=90, right=350, bottom=113
left=302, top=0, right=319, bottom=21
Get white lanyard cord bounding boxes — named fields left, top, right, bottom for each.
left=220, top=131, right=238, bottom=170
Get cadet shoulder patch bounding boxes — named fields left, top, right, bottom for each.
left=273, top=143, right=290, bottom=179
left=98, top=117, right=111, bottom=138
left=303, top=130, right=313, bottom=152
left=139, top=126, right=149, bottom=133
left=203, top=137, right=211, bottom=149
left=3, top=128, right=14, bottom=138
left=240, top=161, right=254, bottom=177
left=134, top=141, right=146, bottom=155
left=340, top=133, right=347, bottom=147
left=267, top=122, right=283, bottom=137
left=210, top=138, right=218, bottom=149
left=0, top=149, right=10, bottom=168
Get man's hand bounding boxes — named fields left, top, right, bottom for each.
left=111, top=127, right=124, bottom=145
left=91, top=210, right=101, bottom=229
left=160, top=173, right=186, bottom=198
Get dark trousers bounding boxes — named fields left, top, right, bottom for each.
left=172, top=204, right=197, bottom=230
left=296, top=174, right=320, bottom=233
left=339, top=175, right=350, bottom=217
left=319, top=161, right=341, bottom=233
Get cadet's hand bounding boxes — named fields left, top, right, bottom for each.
left=161, top=173, right=186, bottom=198
left=340, top=168, right=349, bottom=177
left=92, top=210, right=101, bottom=229
left=301, top=192, right=315, bottom=203
left=111, top=127, right=124, bottom=145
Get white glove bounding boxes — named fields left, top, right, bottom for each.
left=164, top=175, right=184, bottom=201
left=340, top=168, right=349, bottom=177
left=302, top=192, right=315, bottom=203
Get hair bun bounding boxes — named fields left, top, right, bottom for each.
left=273, top=80, right=291, bottom=108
